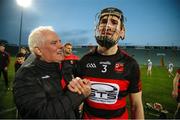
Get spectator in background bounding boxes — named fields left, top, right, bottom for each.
left=14, top=53, right=25, bottom=72
left=0, top=43, right=10, bottom=90
left=62, top=42, right=79, bottom=81
left=64, top=42, right=79, bottom=62
left=168, top=61, right=174, bottom=77
left=19, top=47, right=30, bottom=60
left=13, top=26, right=91, bottom=118
left=71, top=7, right=144, bottom=119
left=172, top=69, right=180, bottom=119
left=147, top=59, right=152, bottom=77
left=62, top=42, right=81, bottom=118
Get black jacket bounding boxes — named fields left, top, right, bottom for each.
left=0, top=51, right=10, bottom=69
left=13, top=58, right=85, bottom=118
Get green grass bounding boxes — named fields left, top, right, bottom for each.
left=0, top=57, right=177, bottom=119
left=141, top=65, right=177, bottom=119
left=0, top=57, right=16, bottom=118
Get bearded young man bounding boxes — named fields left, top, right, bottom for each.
left=70, top=7, right=144, bottom=119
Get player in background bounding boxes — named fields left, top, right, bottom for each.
left=147, top=59, right=152, bottom=77
left=168, top=61, right=174, bottom=78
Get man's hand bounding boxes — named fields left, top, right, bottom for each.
left=68, top=77, right=91, bottom=97
left=4, top=67, right=8, bottom=71
left=172, top=90, right=178, bottom=98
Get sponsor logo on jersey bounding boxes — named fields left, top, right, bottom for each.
left=89, top=81, right=119, bottom=104
left=114, top=63, right=124, bottom=72
left=86, top=63, right=97, bottom=68
left=99, top=61, right=111, bottom=65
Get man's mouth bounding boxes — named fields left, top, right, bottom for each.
left=101, top=32, right=113, bottom=36
left=57, top=50, right=63, bottom=54
left=100, top=29, right=114, bottom=35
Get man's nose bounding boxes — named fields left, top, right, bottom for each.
left=58, top=42, right=63, bottom=49
left=106, top=20, right=114, bottom=28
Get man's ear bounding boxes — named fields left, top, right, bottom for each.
left=34, top=47, right=42, bottom=56
left=120, top=26, right=125, bottom=40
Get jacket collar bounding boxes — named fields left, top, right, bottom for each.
left=34, top=58, right=60, bottom=71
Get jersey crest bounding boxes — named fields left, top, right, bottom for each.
left=114, top=62, right=124, bottom=72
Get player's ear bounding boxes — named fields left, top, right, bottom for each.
left=120, top=25, right=125, bottom=40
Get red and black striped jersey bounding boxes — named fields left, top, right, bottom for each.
left=177, top=69, right=180, bottom=94
left=76, top=47, right=142, bottom=119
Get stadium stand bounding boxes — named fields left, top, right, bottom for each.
left=5, top=45, right=180, bottom=67
left=73, top=46, right=180, bottom=67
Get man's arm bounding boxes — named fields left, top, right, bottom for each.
left=4, top=52, right=10, bottom=70
left=7, top=52, right=10, bottom=66
left=13, top=69, right=90, bottom=118
left=129, top=91, right=144, bottom=119
left=172, top=72, right=180, bottom=98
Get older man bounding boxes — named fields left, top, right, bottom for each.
left=13, top=26, right=91, bottom=118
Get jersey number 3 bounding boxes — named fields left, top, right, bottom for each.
left=101, top=65, right=107, bottom=73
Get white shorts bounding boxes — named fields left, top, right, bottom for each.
left=148, top=67, right=152, bottom=71
left=168, top=68, right=173, bottom=73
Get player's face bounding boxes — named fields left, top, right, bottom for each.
left=98, top=15, right=122, bottom=42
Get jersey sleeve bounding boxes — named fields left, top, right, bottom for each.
left=128, top=60, right=142, bottom=93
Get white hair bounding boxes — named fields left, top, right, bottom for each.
left=28, top=26, right=55, bottom=54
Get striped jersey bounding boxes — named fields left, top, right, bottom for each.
left=76, top=47, right=142, bottom=119
left=178, top=69, right=180, bottom=94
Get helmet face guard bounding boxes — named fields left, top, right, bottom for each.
left=95, top=7, right=125, bottom=49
